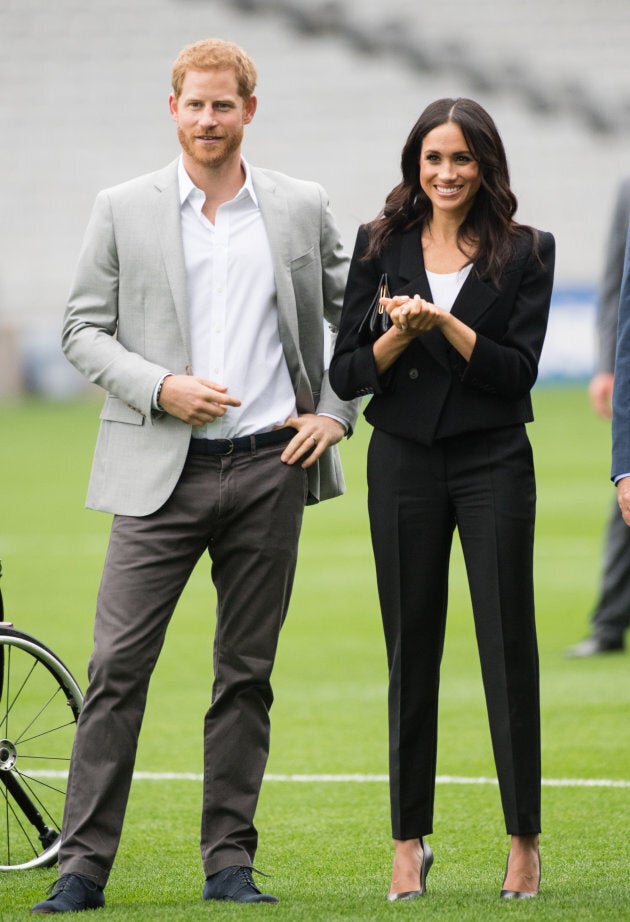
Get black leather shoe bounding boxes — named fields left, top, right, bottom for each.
left=564, top=636, right=624, bottom=658
left=500, top=848, right=541, bottom=899
left=30, top=873, right=105, bottom=913
left=202, top=866, right=279, bottom=903
left=387, top=840, right=434, bottom=901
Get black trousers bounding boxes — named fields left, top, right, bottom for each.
left=368, top=425, right=541, bottom=839
left=590, top=496, right=630, bottom=643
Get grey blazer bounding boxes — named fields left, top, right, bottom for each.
left=62, top=160, right=360, bottom=516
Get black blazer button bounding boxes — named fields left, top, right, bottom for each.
left=409, top=368, right=419, bottom=380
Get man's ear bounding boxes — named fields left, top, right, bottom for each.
left=168, top=94, right=179, bottom=123
left=243, top=94, right=257, bottom=125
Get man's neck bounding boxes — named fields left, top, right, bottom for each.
left=182, top=152, right=246, bottom=223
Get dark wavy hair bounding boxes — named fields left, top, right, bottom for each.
left=364, top=98, right=536, bottom=286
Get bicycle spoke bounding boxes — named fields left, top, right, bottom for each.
left=16, top=717, right=78, bottom=748
left=0, top=647, right=38, bottom=738
left=13, top=769, right=67, bottom=799
left=12, top=770, right=63, bottom=830
left=7, top=664, right=69, bottom=745
left=1, top=777, right=42, bottom=864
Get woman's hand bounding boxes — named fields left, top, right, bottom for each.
left=371, top=294, right=446, bottom=376
left=378, top=293, right=477, bottom=363
left=382, top=294, right=445, bottom=333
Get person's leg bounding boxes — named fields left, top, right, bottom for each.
left=199, top=445, right=308, bottom=876
left=59, top=462, right=215, bottom=886
left=367, top=431, right=453, bottom=894
left=453, top=427, right=540, bottom=835
left=387, top=838, right=434, bottom=901
left=501, top=833, right=540, bottom=897
left=575, top=497, right=630, bottom=650
left=453, top=427, right=540, bottom=893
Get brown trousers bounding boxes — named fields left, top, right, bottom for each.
left=59, top=444, right=308, bottom=886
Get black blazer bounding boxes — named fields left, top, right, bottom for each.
left=329, top=225, right=555, bottom=445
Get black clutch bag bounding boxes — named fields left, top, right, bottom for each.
left=357, top=273, right=392, bottom=344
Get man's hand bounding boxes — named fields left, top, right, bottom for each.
left=158, top=375, right=241, bottom=426
left=617, top=475, right=630, bottom=526
left=588, top=372, right=614, bottom=420
left=280, top=414, right=346, bottom=469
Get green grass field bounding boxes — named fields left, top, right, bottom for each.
left=0, top=387, right=628, bottom=920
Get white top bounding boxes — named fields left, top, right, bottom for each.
left=178, top=156, right=297, bottom=440
left=426, top=263, right=473, bottom=312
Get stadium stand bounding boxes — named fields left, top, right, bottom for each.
left=1, top=0, right=628, bottom=391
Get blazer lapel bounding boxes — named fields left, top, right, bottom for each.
left=451, top=272, right=498, bottom=327
left=151, top=161, right=191, bottom=356
left=251, top=169, right=303, bottom=384
left=394, top=229, right=499, bottom=364
left=395, top=229, right=449, bottom=368
left=396, top=228, right=433, bottom=300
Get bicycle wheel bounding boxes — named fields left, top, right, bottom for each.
left=0, top=626, right=83, bottom=870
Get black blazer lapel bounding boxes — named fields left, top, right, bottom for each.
left=393, top=229, right=449, bottom=369
left=396, top=228, right=432, bottom=300
left=451, top=272, right=498, bottom=327
left=396, top=227, right=499, bottom=325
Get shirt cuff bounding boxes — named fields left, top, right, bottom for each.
left=317, top=413, right=348, bottom=434
left=152, top=373, right=173, bottom=411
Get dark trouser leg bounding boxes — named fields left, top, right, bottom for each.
left=590, top=497, right=630, bottom=643
left=200, top=447, right=307, bottom=875
left=453, top=427, right=541, bottom=835
left=368, top=430, right=454, bottom=840
left=59, top=462, right=213, bottom=885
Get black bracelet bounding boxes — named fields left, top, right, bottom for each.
left=156, top=374, right=171, bottom=408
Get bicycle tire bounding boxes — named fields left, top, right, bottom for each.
left=0, top=626, right=83, bottom=870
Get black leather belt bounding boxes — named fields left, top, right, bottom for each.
left=188, top=427, right=297, bottom=456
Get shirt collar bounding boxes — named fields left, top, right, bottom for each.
left=177, top=156, right=258, bottom=208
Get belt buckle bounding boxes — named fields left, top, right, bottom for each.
left=219, top=438, right=234, bottom=455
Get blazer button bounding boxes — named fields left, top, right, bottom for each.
left=409, top=368, right=419, bottom=380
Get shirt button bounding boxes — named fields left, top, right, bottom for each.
left=409, top=368, right=419, bottom=380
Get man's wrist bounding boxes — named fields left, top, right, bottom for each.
left=317, top=413, right=348, bottom=435
left=153, top=373, right=173, bottom=411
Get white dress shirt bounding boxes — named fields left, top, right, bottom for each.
left=177, top=157, right=298, bottom=440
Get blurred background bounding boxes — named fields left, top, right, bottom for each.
left=1, top=0, right=629, bottom=398
left=1, top=9, right=628, bottom=903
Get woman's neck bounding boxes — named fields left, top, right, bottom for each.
left=422, top=216, right=477, bottom=273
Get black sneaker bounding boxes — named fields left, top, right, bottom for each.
left=203, top=865, right=278, bottom=903
left=30, top=873, right=105, bottom=914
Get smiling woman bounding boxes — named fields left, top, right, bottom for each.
left=419, top=122, right=481, bottom=230
left=329, top=97, right=555, bottom=902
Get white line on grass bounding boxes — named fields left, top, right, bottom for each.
left=24, top=770, right=630, bottom=788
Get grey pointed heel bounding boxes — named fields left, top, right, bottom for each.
left=387, top=839, right=434, bottom=902
left=500, top=847, right=541, bottom=899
